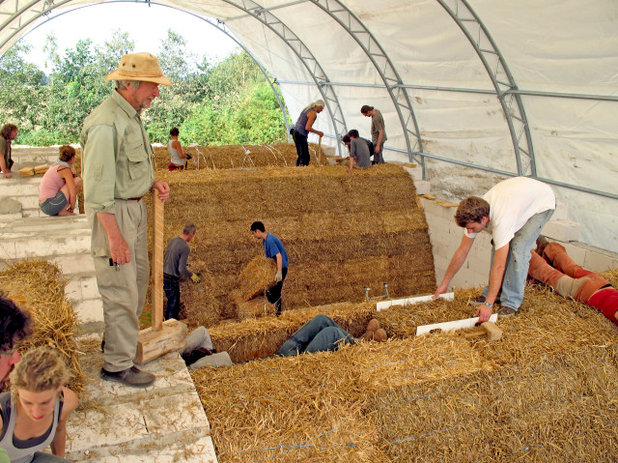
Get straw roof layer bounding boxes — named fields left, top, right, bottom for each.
left=192, top=280, right=617, bottom=462
left=0, top=260, right=85, bottom=393
left=143, top=163, right=434, bottom=326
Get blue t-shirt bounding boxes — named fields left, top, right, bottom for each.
left=263, top=233, right=288, bottom=268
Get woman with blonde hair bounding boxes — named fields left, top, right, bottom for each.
left=0, top=346, right=78, bottom=462
left=292, top=100, right=325, bottom=166
left=38, top=145, right=82, bottom=216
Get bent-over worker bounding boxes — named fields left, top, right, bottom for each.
left=434, top=177, right=555, bottom=322
left=164, top=222, right=199, bottom=320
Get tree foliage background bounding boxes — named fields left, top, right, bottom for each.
left=0, top=29, right=289, bottom=146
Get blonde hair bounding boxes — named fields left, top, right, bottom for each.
left=302, top=99, right=325, bottom=112
left=9, top=346, right=71, bottom=394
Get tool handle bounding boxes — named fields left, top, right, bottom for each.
left=152, top=189, right=164, bottom=330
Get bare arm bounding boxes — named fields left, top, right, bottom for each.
left=0, top=153, right=10, bottom=178
left=305, top=111, right=324, bottom=137
left=474, top=243, right=509, bottom=322
left=434, top=234, right=475, bottom=297
left=50, top=387, right=78, bottom=457
left=275, top=253, right=283, bottom=273
left=58, top=168, right=77, bottom=210
left=375, top=129, right=384, bottom=153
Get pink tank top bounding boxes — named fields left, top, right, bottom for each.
left=38, top=164, right=68, bottom=201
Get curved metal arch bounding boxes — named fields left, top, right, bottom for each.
left=0, top=0, right=294, bottom=141
left=221, top=0, right=347, bottom=156
left=309, top=0, right=425, bottom=171
left=437, top=0, right=536, bottom=176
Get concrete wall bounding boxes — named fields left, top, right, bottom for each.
left=420, top=197, right=618, bottom=292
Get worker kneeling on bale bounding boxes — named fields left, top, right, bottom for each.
left=277, top=315, right=387, bottom=356
left=164, top=222, right=200, bottom=320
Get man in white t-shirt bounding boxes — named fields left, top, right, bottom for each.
left=434, top=177, right=556, bottom=322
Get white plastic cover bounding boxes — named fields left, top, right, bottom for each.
left=1, top=0, right=616, bottom=251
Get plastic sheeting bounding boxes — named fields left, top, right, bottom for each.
left=1, top=0, right=616, bottom=251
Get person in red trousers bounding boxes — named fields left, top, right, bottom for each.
left=528, top=238, right=617, bottom=326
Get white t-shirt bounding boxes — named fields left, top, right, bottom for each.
left=464, top=177, right=555, bottom=249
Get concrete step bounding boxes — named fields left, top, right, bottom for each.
left=66, top=336, right=218, bottom=462
left=0, top=176, right=40, bottom=197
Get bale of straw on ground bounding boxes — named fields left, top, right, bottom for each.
left=142, top=164, right=434, bottom=326
left=232, top=295, right=276, bottom=320
left=0, top=259, right=85, bottom=393
left=192, top=277, right=617, bottom=462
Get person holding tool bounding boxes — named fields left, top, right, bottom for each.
left=250, top=221, right=288, bottom=316
left=434, top=177, right=555, bottom=322
left=81, top=52, right=171, bottom=388
left=292, top=100, right=324, bottom=166
left=163, top=222, right=199, bottom=320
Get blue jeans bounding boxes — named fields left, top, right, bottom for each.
left=483, top=209, right=554, bottom=310
left=277, top=315, right=356, bottom=356
left=163, top=274, right=180, bottom=320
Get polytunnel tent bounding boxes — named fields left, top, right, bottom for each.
left=1, top=0, right=617, bottom=252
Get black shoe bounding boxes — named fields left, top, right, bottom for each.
left=100, top=338, right=105, bottom=353
left=101, top=366, right=155, bottom=387
left=468, top=295, right=486, bottom=306
left=181, top=347, right=213, bottom=366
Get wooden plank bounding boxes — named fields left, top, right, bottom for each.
left=135, top=319, right=188, bottom=364
left=376, top=292, right=454, bottom=312
left=152, top=190, right=164, bottom=331
left=416, top=314, right=498, bottom=336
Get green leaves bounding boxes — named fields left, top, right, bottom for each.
left=2, top=31, right=287, bottom=146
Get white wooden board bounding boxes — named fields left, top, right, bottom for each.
left=376, top=292, right=454, bottom=312
left=416, top=314, right=499, bottom=336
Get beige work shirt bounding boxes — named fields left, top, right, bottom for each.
left=81, top=90, right=155, bottom=256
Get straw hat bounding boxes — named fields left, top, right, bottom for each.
left=105, top=52, right=172, bottom=86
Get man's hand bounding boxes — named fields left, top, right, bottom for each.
left=433, top=283, right=448, bottom=300
left=152, top=181, right=170, bottom=202
left=474, top=304, right=493, bottom=323
left=109, top=234, right=131, bottom=265
left=190, top=273, right=201, bottom=284
left=275, top=270, right=283, bottom=282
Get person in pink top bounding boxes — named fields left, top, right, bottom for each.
left=0, top=295, right=32, bottom=392
left=38, top=145, right=83, bottom=216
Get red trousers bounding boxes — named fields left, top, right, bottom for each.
left=528, top=243, right=616, bottom=326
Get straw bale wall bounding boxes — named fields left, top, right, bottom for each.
left=144, top=163, right=434, bottom=326
left=152, top=142, right=327, bottom=170
left=192, top=274, right=617, bottom=462
left=0, top=260, right=85, bottom=393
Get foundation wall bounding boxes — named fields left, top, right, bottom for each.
left=421, top=197, right=618, bottom=291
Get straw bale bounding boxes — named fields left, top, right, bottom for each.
left=152, top=142, right=326, bottom=171
left=34, top=164, right=49, bottom=175
left=142, top=164, right=434, bottom=325
left=0, top=260, right=85, bottom=393
left=208, top=302, right=376, bottom=362
left=236, top=256, right=276, bottom=301
left=192, top=283, right=618, bottom=462
left=18, top=166, right=35, bottom=177
left=233, top=295, right=276, bottom=320
left=177, top=267, right=223, bottom=329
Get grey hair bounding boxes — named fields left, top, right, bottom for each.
left=183, top=222, right=196, bottom=235
left=116, top=80, right=141, bottom=90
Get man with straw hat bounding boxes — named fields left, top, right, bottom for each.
left=81, top=52, right=171, bottom=387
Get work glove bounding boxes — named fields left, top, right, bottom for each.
left=190, top=273, right=201, bottom=284
left=275, top=270, right=283, bottom=282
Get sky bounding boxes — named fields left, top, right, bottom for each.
left=17, top=2, right=240, bottom=73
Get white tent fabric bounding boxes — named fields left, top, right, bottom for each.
left=1, top=0, right=616, bottom=251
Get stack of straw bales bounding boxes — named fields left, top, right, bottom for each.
left=229, top=256, right=277, bottom=320
left=192, top=275, right=618, bottom=462
left=0, top=260, right=85, bottom=393
left=143, top=163, right=434, bottom=326
left=152, top=143, right=327, bottom=170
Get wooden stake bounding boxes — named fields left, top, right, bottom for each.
left=152, top=189, right=164, bottom=330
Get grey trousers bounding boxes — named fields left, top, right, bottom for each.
left=93, top=200, right=149, bottom=372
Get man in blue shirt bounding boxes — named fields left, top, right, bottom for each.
left=250, top=221, right=288, bottom=316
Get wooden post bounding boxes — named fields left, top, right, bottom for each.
left=152, top=189, right=164, bottom=331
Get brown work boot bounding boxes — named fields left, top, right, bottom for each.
left=536, top=235, right=550, bottom=256
left=373, top=328, right=388, bottom=342
left=101, top=366, right=155, bottom=387
left=497, top=306, right=516, bottom=318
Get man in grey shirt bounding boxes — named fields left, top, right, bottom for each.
left=346, top=129, right=371, bottom=173
left=164, top=222, right=200, bottom=320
